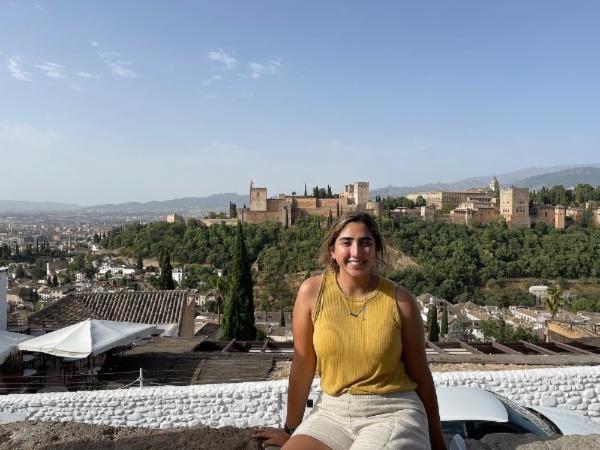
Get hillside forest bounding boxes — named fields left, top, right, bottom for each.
left=102, top=215, right=600, bottom=314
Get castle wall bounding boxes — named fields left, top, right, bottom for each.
left=1, top=366, right=599, bottom=428
left=294, top=198, right=318, bottom=209
left=530, top=204, right=556, bottom=227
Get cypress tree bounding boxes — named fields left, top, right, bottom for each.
left=279, top=306, right=286, bottom=327
left=222, top=221, right=256, bottom=340
left=441, top=305, right=448, bottom=336
left=327, top=209, right=333, bottom=227
left=159, top=251, right=175, bottom=290
left=136, top=254, right=144, bottom=272
left=428, top=304, right=440, bottom=342
left=304, top=183, right=307, bottom=196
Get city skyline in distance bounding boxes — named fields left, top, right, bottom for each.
left=2, top=164, right=600, bottom=213
left=2, top=1, right=600, bottom=204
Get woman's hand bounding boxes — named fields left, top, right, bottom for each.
left=251, top=426, right=291, bottom=448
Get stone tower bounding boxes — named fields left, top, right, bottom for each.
left=249, top=182, right=268, bottom=212
left=489, top=176, right=500, bottom=200
left=500, top=187, right=530, bottom=228
left=354, top=181, right=369, bottom=208
left=554, top=205, right=566, bottom=230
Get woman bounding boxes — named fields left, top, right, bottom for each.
left=253, top=212, right=445, bottom=449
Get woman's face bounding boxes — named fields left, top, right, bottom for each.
left=330, top=221, right=376, bottom=278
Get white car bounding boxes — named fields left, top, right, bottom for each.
left=437, top=386, right=600, bottom=438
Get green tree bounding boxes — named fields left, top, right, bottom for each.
left=136, top=254, right=144, bottom=273
left=159, top=251, right=175, bottom=290
left=441, top=305, right=448, bottom=336
left=15, top=265, right=26, bottom=279
left=207, top=274, right=228, bottom=324
left=545, top=287, right=564, bottom=319
left=428, top=304, right=440, bottom=342
left=222, top=222, right=257, bottom=340
left=279, top=306, right=286, bottom=327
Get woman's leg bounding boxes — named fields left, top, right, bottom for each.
left=282, top=435, right=334, bottom=450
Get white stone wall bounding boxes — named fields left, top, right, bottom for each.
left=0, top=366, right=599, bottom=428
left=0, top=380, right=288, bottom=429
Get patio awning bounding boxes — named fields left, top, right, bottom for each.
left=17, top=319, right=156, bottom=359
left=0, top=331, right=34, bottom=365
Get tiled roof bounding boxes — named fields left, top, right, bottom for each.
left=28, top=290, right=188, bottom=328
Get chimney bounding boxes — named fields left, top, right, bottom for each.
left=0, top=267, right=7, bottom=331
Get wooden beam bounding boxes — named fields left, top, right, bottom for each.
left=554, top=341, right=593, bottom=355
left=491, top=341, right=521, bottom=354
left=458, top=340, right=484, bottom=354
left=426, top=340, right=449, bottom=355
left=221, top=339, right=236, bottom=354
left=520, top=340, right=556, bottom=355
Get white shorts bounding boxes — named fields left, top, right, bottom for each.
left=293, top=390, right=431, bottom=450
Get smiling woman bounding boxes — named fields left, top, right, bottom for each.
left=253, top=211, right=446, bottom=450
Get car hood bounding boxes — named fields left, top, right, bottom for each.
left=529, top=406, right=600, bottom=435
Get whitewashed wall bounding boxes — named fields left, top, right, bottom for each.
left=0, top=366, right=599, bottom=428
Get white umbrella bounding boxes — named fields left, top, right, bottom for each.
left=17, top=319, right=156, bottom=359
left=0, top=331, right=34, bottom=365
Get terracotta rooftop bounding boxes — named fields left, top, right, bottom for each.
left=28, top=290, right=189, bottom=329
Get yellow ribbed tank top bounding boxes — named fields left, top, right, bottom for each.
left=313, top=271, right=417, bottom=396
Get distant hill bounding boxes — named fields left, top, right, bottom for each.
left=0, top=200, right=80, bottom=213
left=0, top=194, right=249, bottom=214
left=371, top=164, right=600, bottom=198
left=81, top=193, right=249, bottom=214
left=516, top=167, right=600, bottom=190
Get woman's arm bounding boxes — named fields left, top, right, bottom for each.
left=396, top=286, right=446, bottom=450
left=285, top=276, right=319, bottom=428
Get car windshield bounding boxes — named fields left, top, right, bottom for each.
left=496, top=396, right=556, bottom=436
left=442, top=393, right=557, bottom=440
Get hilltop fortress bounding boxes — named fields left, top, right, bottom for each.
left=239, top=181, right=382, bottom=227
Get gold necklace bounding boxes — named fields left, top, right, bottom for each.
left=347, top=298, right=367, bottom=320
left=338, top=274, right=373, bottom=321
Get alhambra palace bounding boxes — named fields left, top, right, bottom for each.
left=236, top=178, right=600, bottom=230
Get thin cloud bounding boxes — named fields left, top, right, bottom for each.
left=76, top=71, right=96, bottom=79
left=98, top=51, right=138, bottom=78
left=208, top=49, right=237, bottom=70
left=201, top=74, right=223, bottom=86
left=35, top=62, right=65, bottom=79
left=0, top=123, right=61, bottom=146
left=248, top=60, right=281, bottom=79
left=90, top=41, right=100, bottom=48
left=6, top=56, right=32, bottom=81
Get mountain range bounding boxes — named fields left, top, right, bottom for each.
left=370, top=165, right=600, bottom=198
left=2, top=165, right=599, bottom=214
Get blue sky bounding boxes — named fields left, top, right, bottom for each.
left=1, top=1, right=599, bottom=205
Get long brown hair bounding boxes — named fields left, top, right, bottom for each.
left=319, top=211, right=385, bottom=272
